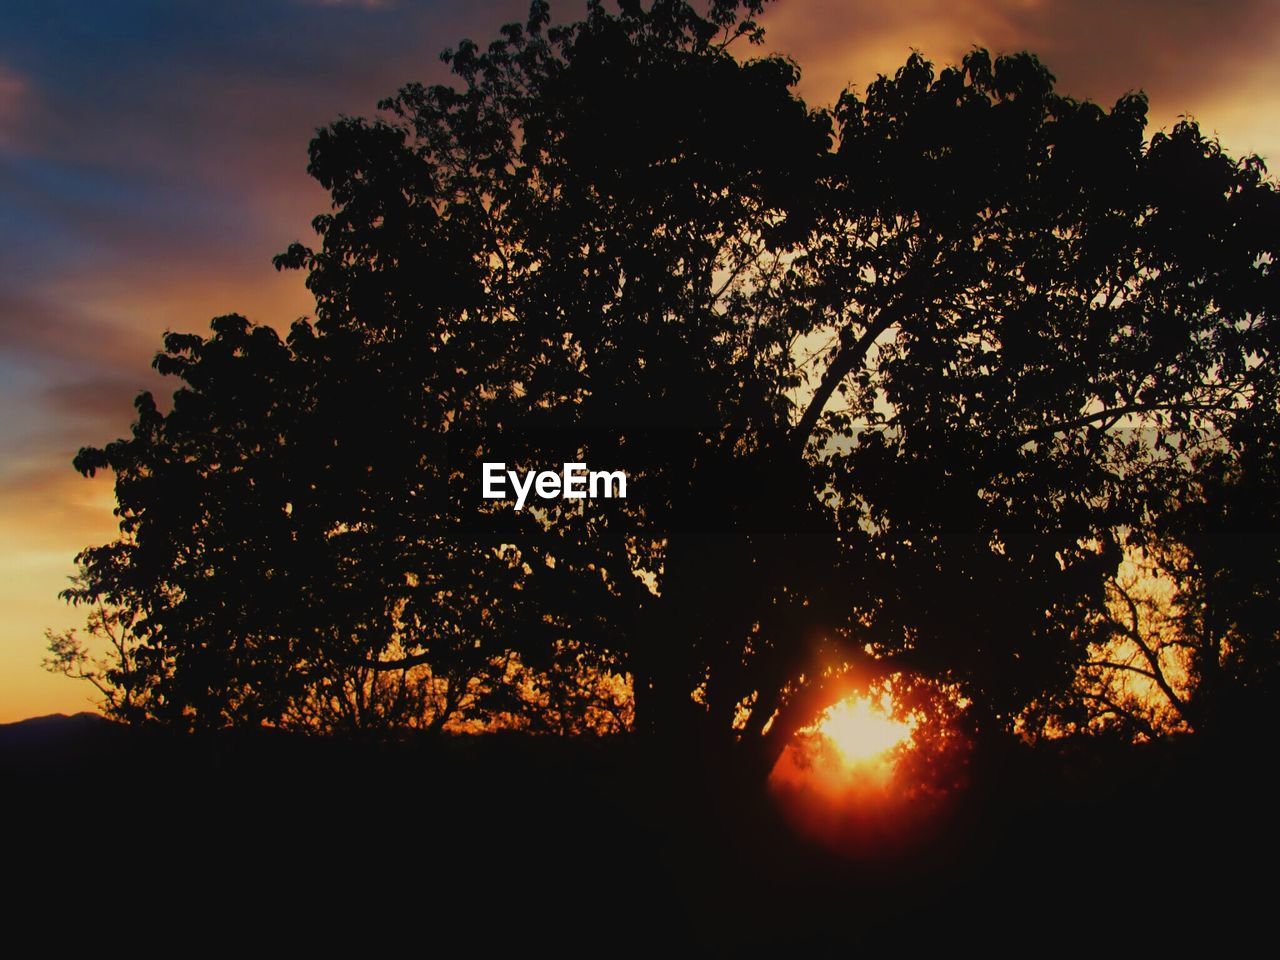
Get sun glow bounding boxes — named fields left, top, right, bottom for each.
left=770, top=686, right=966, bottom=855
left=809, top=693, right=917, bottom=773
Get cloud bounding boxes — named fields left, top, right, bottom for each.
left=0, top=459, right=115, bottom=548
left=0, top=289, right=156, bottom=371
left=0, top=61, right=28, bottom=150
left=297, top=0, right=399, bottom=8
left=759, top=0, right=1280, bottom=160
left=43, top=374, right=154, bottom=439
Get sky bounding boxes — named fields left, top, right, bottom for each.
left=2, top=0, right=1278, bottom=722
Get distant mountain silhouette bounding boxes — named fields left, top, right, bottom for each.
left=0, top=711, right=109, bottom=746
left=0, top=711, right=122, bottom=776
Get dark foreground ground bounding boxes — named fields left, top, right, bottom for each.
left=4, top=714, right=1274, bottom=951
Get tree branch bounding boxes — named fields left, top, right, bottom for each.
left=1107, top=579, right=1189, bottom=717
left=790, top=297, right=908, bottom=453
left=1021, top=400, right=1230, bottom=445
left=357, top=651, right=434, bottom=671
left=1079, top=691, right=1159, bottom=739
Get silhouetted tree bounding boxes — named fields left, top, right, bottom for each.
left=1088, top=400, right=1280, bottom=738
left=56, top=312, right=633, bottom=732
left=1161, top=407, right=1280, bottom=733
left=1024, top=407, right=1280, bottom=743
left=54, top=0, right=1279, bottom=767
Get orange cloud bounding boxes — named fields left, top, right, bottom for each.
left=760, top=0, right=1280, bottom=161
left=0, top=62, right=28, bottom=150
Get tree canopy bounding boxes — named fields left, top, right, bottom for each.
left=50, top=0, right=1280, bottom=766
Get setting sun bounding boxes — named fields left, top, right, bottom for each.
left=810, top=694, right=917, bottom=772
left=768, top=691, right=939, bottom=855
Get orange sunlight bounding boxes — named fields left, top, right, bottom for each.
left=811, top=694, right=917, bottom=774
left=771, top=691, right=919, bottom=797
left=769, top=690, right=956, bottom=856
